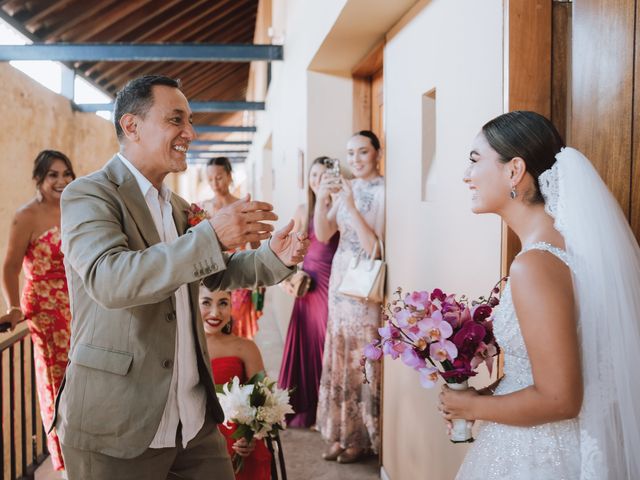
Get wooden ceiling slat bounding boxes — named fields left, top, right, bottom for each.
left=69, top=0, right=156, bottom=43
left=186, top=73, right=247, bottom=102
left=85, top=0, right=182, bottom=44
left=23, top=0, right=77, bottom=31
left=98, top=59, right=227, bottom=91
left=146, top=55, right=243, bottom=83
left=144, top=0, right=238, bottom=43
left=2, top=0, right=261, bottom=128
left=1, top=0, right=25, bottom=11
left=199, top=19, right=256, bottom=45
left=94, top=9, right=255, bottom=89
left=37, top=0, right=121, bottom=41
left=86, top=0, right=210, bottom=83
left=124, top=0, right=211, bottom=42
left=186, top=65, right=249, bottom=100
left=184, top=0, right=256, bottom=42
left=104, top=61, right=240, bottom=97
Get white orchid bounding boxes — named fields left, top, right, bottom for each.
left=217, top=376, right=255, bottom=427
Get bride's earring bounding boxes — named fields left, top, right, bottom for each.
left=510, top=186, right=517, bottom=199
left=36, top=187, right=43, bottom=203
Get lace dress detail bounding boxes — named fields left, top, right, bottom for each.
left=316, top=176, right=384, bottom=452
left=456, top=243, right=581, bottom=480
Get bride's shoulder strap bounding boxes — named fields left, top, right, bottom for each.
left=517, top=242, right=570, bottom=268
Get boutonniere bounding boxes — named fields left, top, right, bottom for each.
left=186, top=203, right=209, bottom=227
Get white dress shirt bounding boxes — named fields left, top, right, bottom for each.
left=118, top=153, right=206, bottom=448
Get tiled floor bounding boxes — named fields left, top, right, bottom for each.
left=36, top=288, right=380, bottom=480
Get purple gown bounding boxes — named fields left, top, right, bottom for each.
left=278, top=219, right=339, bottom=427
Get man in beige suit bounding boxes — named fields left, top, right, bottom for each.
left=55, top=75, right=307, bottom=479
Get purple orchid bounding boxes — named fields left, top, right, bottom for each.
left=363, top=341, right=383, bottom=361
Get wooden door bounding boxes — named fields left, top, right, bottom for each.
left=353, top=41, right=385, bottom=175
left=371, top=67, right=385, bottom=175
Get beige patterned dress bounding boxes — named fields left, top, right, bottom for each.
left=316, top=176, right=384, bottom=452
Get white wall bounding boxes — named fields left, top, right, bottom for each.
left=382, top=1, right=504, bottom=478
left=245, top=0, right=351, bottom=336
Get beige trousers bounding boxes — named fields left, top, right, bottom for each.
left=61, top=417, right=234, bottom=480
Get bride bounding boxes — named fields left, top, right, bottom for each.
left=440, top=111, right=640, bottom=479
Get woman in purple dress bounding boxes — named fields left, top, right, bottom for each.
left=278, top=156, right=339, bottom=428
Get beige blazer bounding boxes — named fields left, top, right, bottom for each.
left=54, top=156, right=292, bottom=458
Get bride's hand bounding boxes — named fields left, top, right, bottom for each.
left=439, top=384, right=480, bottom=422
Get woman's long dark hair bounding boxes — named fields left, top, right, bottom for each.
left=32, top=150, right=75, bottom=187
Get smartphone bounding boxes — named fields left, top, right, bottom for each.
left=324, top=157, right=341, bottom=178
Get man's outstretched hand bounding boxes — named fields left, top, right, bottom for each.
left=269, top=219, right=310, bottom=266
left=209, top=195, right=277, bottom=250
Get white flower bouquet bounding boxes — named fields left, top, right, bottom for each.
left=217, top=372, right=294, bottom=472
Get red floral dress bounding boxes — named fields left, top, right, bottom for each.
left=231, top=284, right=262, bottom=339
left=20, top=227, right=70, bottom=471
left=200, top=200, right=263, bottom=339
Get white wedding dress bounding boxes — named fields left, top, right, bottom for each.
left=457, top=147, right=640, bottom=479
left=456, top=242, right=581, bottom=480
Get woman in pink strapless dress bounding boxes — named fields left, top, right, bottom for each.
left=1, top=150, right=76, bottom=473
left=199, top=285, right=271, bottom=480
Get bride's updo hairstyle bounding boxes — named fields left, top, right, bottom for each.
left=481, top=111, right=565, bottom=204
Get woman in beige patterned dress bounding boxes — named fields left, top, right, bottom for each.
left=315, top=131, right=385, bottom=464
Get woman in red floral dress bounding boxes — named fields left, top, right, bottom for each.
left=200, top=156, right=263, bottom=339
left=1, top=150, right=75, bottom=474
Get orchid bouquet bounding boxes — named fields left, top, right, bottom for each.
left=217, top=372, right=294, bottom=472
left=362, top=282, right=503, bottom=441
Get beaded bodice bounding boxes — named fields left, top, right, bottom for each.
left=493, top=242, right=570, bottom=396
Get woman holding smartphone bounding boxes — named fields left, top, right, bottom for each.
left=314, top=131, right=385, bottom=464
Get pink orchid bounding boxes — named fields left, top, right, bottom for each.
left=430, top=340, right=458, bottom=362
left=378, top=325, right=400, bottom=340
left=394, top=309, right=417, bottom=327
left=383, top=340, right=406, bottom=360
left=401, top=348, right=426, bottom=370
left=419, top=366, right=439, bottom=388
left=363, top=341, right=383, bottom=361
left=405, top=291, right=431, bottom=310
left=418, top=311, right=453, bottom=342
